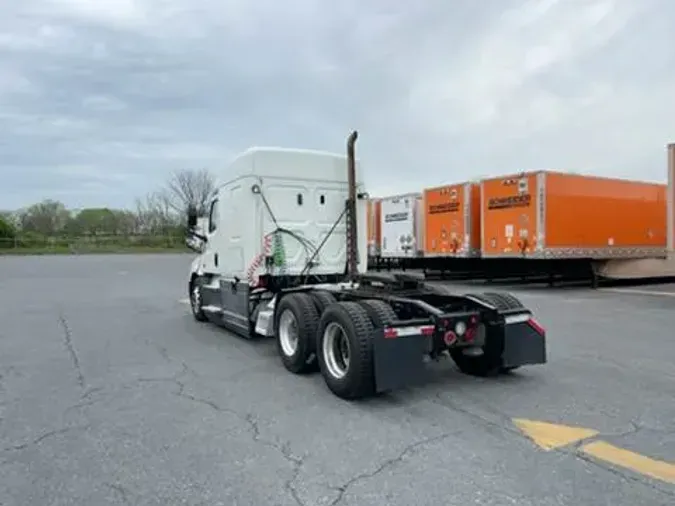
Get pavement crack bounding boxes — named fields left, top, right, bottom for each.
left=2, top=425, right=89, bottom=453
left=141, top=335, right=193, bottom=373
left=432, top=392, right=675, bottom=497
left=106, top=483, right=133, bottom=505
left=281, top=443, right=306, bottom=506
left=574, top=451, right=675, bottom=499
left=58, top=312, right=85, bottom=389
left=245, top=413, right=307, bottom=505
left=626, top=418, right=673, bottom=435
left=153, top=342, right=172, bottom=364
left=64, top=397, right=103, bottom=417
left=328, top=432, right=458, bottom=506
left=173, top=384, right=307, bottom=505
left=65, top=365, right=193, bottom=418
left=82, top=386, right=103, bottom=399
left=140, top=336, right=200, bottom=382
left=430, top=393, right=518, bottom=437
left=137, top=362, right=193, bottom=385
left=599, top=421, right=644, bottom=440
left=244, top=412, right=297, bottom=457
left=177, top=387, right=222, bottom=412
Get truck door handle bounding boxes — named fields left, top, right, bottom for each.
left=214, top=253, right=218, bottom=267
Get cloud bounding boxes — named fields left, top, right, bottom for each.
left=1, top=0, right=673, bottom=210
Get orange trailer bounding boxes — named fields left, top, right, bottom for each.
left=481, top=171, right=667, bottom=259
left=366, top=197, right=382, bottom=257
left=423, top=182, right=481, bottom=258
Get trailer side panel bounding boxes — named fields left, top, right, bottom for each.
left=543, top=172, right=667, bottom=259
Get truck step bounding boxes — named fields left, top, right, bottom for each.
left=254, top=307, right=275, bottom=337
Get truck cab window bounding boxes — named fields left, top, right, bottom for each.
left=208, top=199, right=219, bottom=233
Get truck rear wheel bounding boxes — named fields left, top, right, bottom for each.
left=357, top=299, right=397, bottom=327
left=479, top=292, right=525, bottom=311
left=316, top=302, right=376, bottom=400
left=450, top=291, right=524, bottom=376
left=477, top=292, right=523, bottom=373
left=449, top=345, right=502, bottom=377
left=274, top=293, right=320, bottom=374
left=309, top=290, right=336, bottom=314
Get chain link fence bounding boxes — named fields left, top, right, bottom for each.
left=0, top=235, right=189, bottom=253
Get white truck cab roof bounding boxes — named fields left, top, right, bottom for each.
left=215, top=147, right=362, bottom=187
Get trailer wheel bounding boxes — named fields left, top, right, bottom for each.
left=316, top=302, right=376, bottom=400
left=274, top=293, right=320, bottom=374
left=357, top=299, right=397, bottom=327
left=189, top=276, right=207, bottom=322
left=309, top=290, right=337, bottom=314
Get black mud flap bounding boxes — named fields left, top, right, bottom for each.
left=501, top=314, right=547, bottom=368
left=371, top=326, right=429, bottom=393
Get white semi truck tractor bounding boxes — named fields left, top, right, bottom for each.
left=184, top=131, right=547, bottom=400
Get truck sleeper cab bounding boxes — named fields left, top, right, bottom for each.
left=186, top=133, right=547, bottom=400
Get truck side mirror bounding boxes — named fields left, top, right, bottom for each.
left=187, top=206, right=198, bottom=229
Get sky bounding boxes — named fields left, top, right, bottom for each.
left=1, top=0, right=674, bottom=211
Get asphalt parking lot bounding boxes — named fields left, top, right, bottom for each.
left=1, top=254, right=674, bottom=506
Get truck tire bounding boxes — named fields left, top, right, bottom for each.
left=189, top=276, right=208, bottom=322
left=309, top=290, right=337, bottom=314
left=450, top=291, right=525, bottom=376
left=316, top=301, right=376, bottom=400
left=357, top=299, right=397, bottom=327
left=466, top=291, right=524, bottom=311
left=479, top=292, right=525, bottom=310
left=476, top=292, right=524, bottom=373
left=274, top=293, right=320, bottom=374
left=449, top=345, right=503, bottom=377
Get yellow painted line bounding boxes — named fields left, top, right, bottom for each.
left=600, top=288, right=675, bottom=298
left=513, top=418, right=599, bottom=451
left=581, top=440, right=675, bottom=485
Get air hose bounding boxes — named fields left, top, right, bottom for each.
left=272, top=230, right=287, bottom=276
left=246, top=183, right=350, bottom=286
left=245, top=186, right=316, bottom=286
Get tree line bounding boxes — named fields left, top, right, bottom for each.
left=0, top=169, right=216, bottom=243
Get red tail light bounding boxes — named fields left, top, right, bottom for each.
left=383, top=325, right=435, bottom=339
left=420, top=326, right=435, bottom=336
left=383, top=327, right=398, bottom=339
left=526, top=317, right=545, bottom=336
left=443, top=330, right=457, bottom=346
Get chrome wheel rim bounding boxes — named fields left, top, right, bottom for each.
left=191, top=284, right=201, bottom=314
left=322, top=322, right=350, bottom=379
left=278, top=309, right=299, bottom=357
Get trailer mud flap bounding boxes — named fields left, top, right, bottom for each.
left=372, top=327, right=429, bottom=393
left=502, top=315, right=547, bottom=368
